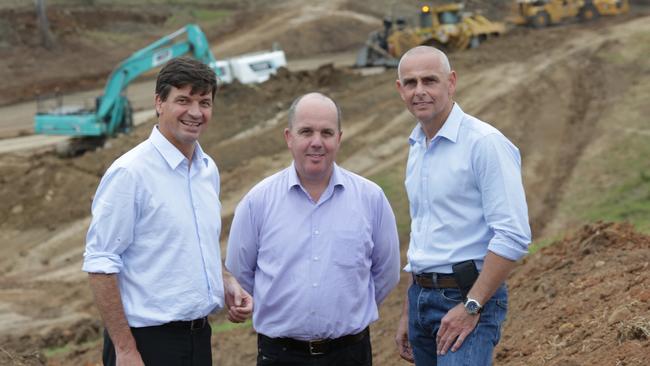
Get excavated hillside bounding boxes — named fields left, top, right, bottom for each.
left=1, top=1, right=649, bottom=365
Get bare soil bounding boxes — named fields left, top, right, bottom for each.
left=497, top=222, right=650, bottom=366
left=1, top=1, right=649, bottom=365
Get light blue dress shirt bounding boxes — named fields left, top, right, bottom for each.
left=405, top=103, right=531, bottom=274
left=226, top=163, right=400, bottom=340
left=83, top=126, right=224, bottom=327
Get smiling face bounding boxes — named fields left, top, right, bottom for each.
left=396, top=47, right=456, bottom=137
left=155, top=85, right=213, bottom=159
left=285, top=94, right=342, bottom=185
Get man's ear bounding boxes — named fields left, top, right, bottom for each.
left=154, top=94, right=162, bottom=116
left=448, top=71, right=457, bottom=97
left=396, top=79, right=407, bottom=102
left=284, top=128, right=292, bottom=148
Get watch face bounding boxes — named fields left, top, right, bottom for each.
left=465, top=300, right=481, bottom=314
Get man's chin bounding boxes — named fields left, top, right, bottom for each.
left=298, top=164, right=331, bottom=181
left=177, top=133, right=200, bottom=146
left=415, top=113, right=435, bottom=123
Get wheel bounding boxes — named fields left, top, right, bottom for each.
left=530, top=11, right=550, bottom=28
left=579, top=4, right=600, bottom=22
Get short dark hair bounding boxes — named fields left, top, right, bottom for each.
left=155, top=57, right=217, bottom=102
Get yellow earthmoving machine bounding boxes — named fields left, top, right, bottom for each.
left=508, top=0, right=629, bottom=28
left=355, top=3, right=506, bottom=67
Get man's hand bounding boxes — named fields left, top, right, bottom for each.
left=395, top=312, right=414, bottom=363
left=395, top=295, right=414, bottom=363
left=436, top=303, right=479, bottom=356
left=116, top=347, right=145, bottom=366
left=223, top=272, right=253, bottom=323
left=88, top=273, right=143, bottom=365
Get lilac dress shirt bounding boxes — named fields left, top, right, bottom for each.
left=226, top=163, right=400, bottom=340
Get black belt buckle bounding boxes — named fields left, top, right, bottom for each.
left=190, top=317, right=207, bottom=331
left=308, top=339, right=327, bottom=355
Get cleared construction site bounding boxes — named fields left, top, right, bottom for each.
left=0, top=1, right=649, bottom=365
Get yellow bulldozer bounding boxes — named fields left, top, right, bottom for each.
left=509, top=0, right=629, bottom=28
left=355, top=3, right=506, bottom=67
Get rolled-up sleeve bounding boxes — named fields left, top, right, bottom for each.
left=370, top=190, right=401, bottom=305
left=82, top=167, right=137, bottom=274
left=473, top=134, right=531, bottom=261
left=225, top=196, right=259, bottom=295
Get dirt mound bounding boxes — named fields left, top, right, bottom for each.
left=0, top=2, right=267, bottom=106
left=497, top=222, right=650, bottom=365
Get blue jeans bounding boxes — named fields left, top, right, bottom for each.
left=408, top=282, right=508, bottom=366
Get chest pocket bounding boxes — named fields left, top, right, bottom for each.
left=329, top=228, right=370, bottom=269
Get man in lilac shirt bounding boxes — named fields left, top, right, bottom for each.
left=226, top=92, right=400, bottom=365
left=393, top=46, right=531, bottom=365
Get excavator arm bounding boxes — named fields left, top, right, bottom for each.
left=35, top=24, right=218, bottom=139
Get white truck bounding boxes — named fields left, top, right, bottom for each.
left=213, top=49, right=287, bottom=85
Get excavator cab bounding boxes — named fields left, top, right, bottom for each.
left=438, top=9, right=462, bottom=25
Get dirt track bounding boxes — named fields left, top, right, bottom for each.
left=1, top=2, right=649, bottom=365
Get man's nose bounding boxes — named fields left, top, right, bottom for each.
left=308, top=133, right=324, bottom=147
left=414, top=81, right=425, bottom=94
left=188, top=102, right=202, bottom=117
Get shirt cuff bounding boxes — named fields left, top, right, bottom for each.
left=487, top=239, right=528, bottom=262
left=82, top=252, right=123, bottom=273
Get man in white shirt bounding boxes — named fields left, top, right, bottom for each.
left=83, top=57, right=252, bottom=366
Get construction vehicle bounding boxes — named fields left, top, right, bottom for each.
left=508, top=0, right=629, bottom=28
left=355, top=3, right=506, bottom=68
left=34, top=24, right=286, bottom=155
left=215, top=49, right=287, bottom=84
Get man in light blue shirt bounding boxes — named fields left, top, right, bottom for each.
left=393, top=46, right=531, bottom=365
left=226, top=92, right=400, bottom=365
left=83, top=57, right=251, bottom=366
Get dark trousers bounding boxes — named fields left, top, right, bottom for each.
left=102, top=322, right=212, bottom=366
left=257, top=331, right=372, bottom=366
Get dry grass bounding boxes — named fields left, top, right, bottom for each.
left=617, top=316, right=650, bottom=342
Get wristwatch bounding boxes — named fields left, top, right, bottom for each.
left=464, top=298, right=482, bottom=315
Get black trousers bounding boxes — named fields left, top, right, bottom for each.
left=102, top=322, right=212, bottom=366
left=257, top=331, right=372, bottom=366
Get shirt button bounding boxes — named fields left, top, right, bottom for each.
left=314, top=230, right=320, bottom=235
left=313, top=256, right=319, bottom=261
left=311, top=311, right=316, bottom=315
left=312, top=283, right=318, bottom=287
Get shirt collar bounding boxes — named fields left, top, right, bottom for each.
left=287, top=162, right=345, bottom=191
left=408, top=103, right=463, bottom=145
left=150, top=126, right=209, bottom=170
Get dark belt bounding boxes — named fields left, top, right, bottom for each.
left=164, top=316, right=208, bottom=331
left=259, top=327, right=369, bottom=356
left=413, top=273, right=459, bottom=289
